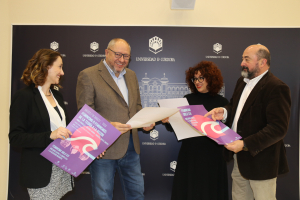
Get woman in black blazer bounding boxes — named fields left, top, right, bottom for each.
left=9, top=49, right=73, bottom=199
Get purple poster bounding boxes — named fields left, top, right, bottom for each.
left=41, top=104, right=121, bottom=177
left=179, top=105, right=242, bottom=145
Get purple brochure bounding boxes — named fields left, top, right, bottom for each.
left=178, top=105, right=242, bottom=145
left=41, top=104, right=121, bottom=177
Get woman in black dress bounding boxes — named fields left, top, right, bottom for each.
left=164, top=61, right=229, bottom=200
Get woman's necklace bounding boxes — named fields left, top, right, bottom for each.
left=45, top=90, right=51, bottom=96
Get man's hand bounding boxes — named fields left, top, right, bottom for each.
left=96, top=150, right=106, bottom=159
left=204, top=107, right=224, bottom=121
left=225, top=140, right=244, bottom=153
left=110, top=122, right=132, bottom=134
left=143, top=123, right=155, bottom=131
left=161, top=117, right=169, bottom=123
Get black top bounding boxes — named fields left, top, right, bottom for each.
left=170, top=92, right=229, bottom=200
left=54, top=106, right=62, bottom=120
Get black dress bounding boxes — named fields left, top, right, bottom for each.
left=171, top=92, right=229, bottom=200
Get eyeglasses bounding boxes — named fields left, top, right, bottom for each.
left=191, top=77, right=205, bottom=83
left=108, top=48, right=131, bottom=60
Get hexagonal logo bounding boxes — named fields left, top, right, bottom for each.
left=149, top=36, right=163, bottom=54
left=170, top=161, right=177, bottom=172
left=150, top=129, right=159, bottom=141
left=53, top=85, right=59, bottom=91
left=50, top=41, right=59, bottom=51
left=90, top=42, right=99, bottom=53
left=213, top=43, right=222, bottom=54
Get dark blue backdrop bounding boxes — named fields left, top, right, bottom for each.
left=9, top=26, right=300, bottom=199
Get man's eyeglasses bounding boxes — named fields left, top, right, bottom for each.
left=108, top=48, right=131, bottom=60
left=191, top=77, right=205, bottom=83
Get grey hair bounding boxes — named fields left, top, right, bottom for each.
left=107, top=38, right=131, bottom=51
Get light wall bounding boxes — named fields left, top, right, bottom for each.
left=1, top=0, right=300, bottom=199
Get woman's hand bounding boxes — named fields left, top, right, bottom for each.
left=143, top=123, right=155, bottom=131
left=162, top=117, right=169, bottom=123
left=50, top=127, right=72, bottom=140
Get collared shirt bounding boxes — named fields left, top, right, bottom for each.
left=103, top=59, right=129, bottom=105
left=230, top=70, right=268, bottom=132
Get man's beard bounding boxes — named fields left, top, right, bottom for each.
left=241, top=63, right=259, bottom=79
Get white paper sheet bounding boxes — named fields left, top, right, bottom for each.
left=158, top=98, right=205, bottom=140
left=126, top=107, right=179, bottom=128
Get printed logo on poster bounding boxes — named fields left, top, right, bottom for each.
left=90, top=42, right=99, bottom=53
left=170, top=161, right=177, bottom=172
left=50, top=41, right=59, bottom=51
left=150, top=129, right=159, bottom=141
left=149, top=36, right=163, bottom=54
left=213, top=43, right=222, bottom=54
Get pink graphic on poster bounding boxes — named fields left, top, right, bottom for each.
left=68, top=126, right=101, bottom=160
left=41, top=104, right=121, bottom=177
left=179, top=105, right=242, bottom=145
left=191, top=115, right=226, bottom=139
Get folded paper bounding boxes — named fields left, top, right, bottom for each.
left=127, top=107, right=179, bottom=128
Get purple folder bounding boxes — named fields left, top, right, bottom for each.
left=41, top=104, right=121, bottom=177
left=178, top=105, right=242, bottom=145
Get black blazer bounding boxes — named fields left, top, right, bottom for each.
left=9, top=84, right=69, bottom=188
left=224, top=71, right=291, bottom=180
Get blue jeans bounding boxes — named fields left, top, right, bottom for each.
left=89, top=134, right=144, bottom=200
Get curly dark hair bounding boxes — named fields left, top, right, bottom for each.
left=186, top=61, right=224, bottom=95
left=21, top=49, right=62, bottom=87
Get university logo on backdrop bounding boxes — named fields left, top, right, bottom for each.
left=50, top=41, right=66, bottom=57
left=170, top=161, right=177, bottom=172
left=90, top=42, right=99, bottom=53
left=149, top=36, right=163, bottom=54
left=136, top=36, right=174, bottom=62
left=82, top=41, right=105, bottom=58
left=50, top=41, right=59, bottom=51
left=150, top=129, right=159, bottom=141
left=213, top=43, right=222, bottom=54
left=205, top=43, right=229, bottom=59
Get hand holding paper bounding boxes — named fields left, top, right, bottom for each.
left=50, top=127, right=72, bottom=140
left=96, top=150, right=106, bottom=159
left=204, top=107, right=225, bottom=121
left=225, top=140, right=244, bottom=153
left=126, top=107, right=179, bottom=128
left=110, top=122, right=132, bottom=134
left=158, top=98, right=204, bottom=140
left=161, top=117, right=169, bottom=123
left=143, top=123, right=155, bottom=131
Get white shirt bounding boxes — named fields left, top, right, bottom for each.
left=103, top=59, right=129, bottom=105
left=224, top=70, right=268, bottom=132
